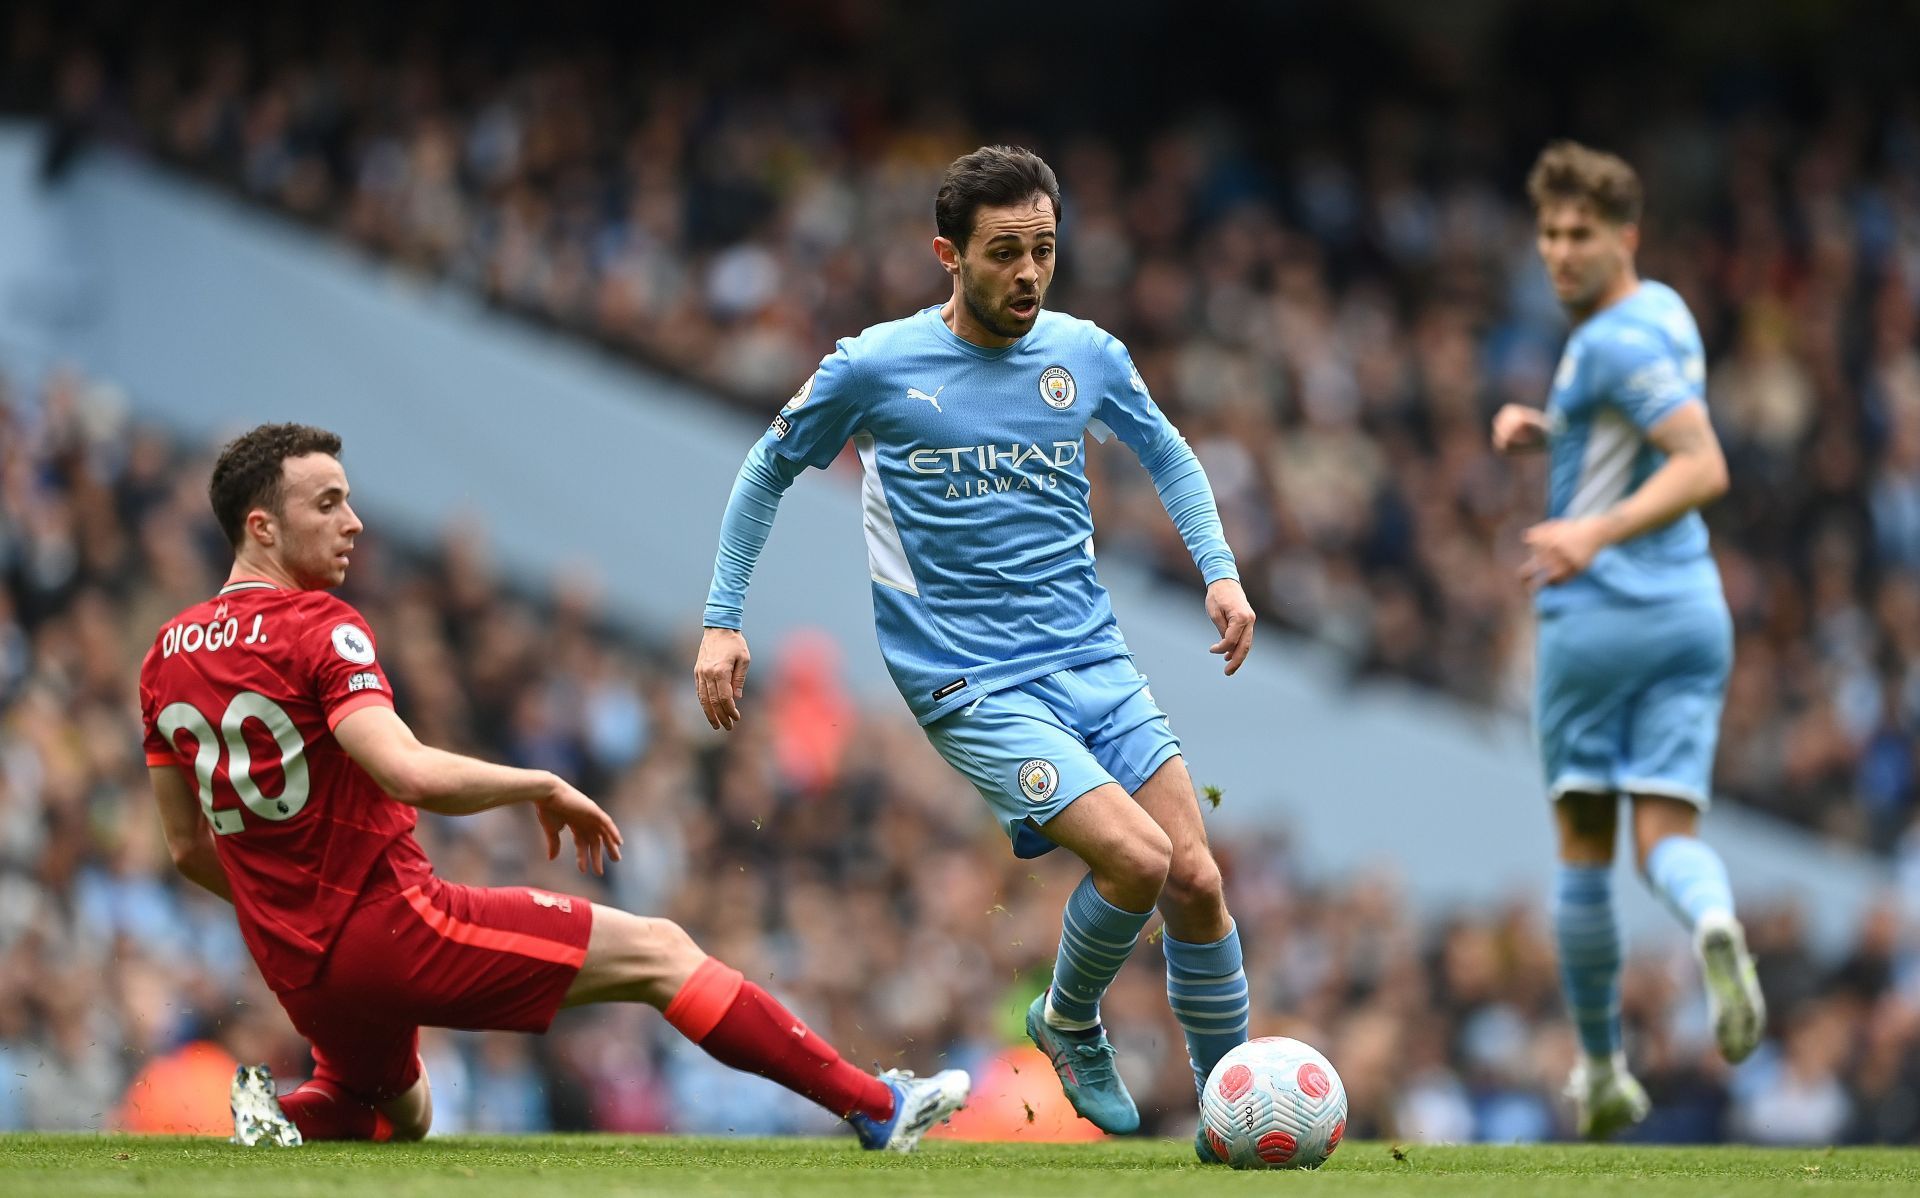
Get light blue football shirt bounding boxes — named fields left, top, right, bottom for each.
left=1538, top=280, right=1722, bottom=613
left=706, top=305, right=1238, bottom=724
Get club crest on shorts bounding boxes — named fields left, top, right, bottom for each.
left=1018, top=758, right=1060, bottom=802
left=1039, top=365, right=1076, bottom=410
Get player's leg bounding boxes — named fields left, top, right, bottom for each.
left=1126, top=755, right=1248, bottom=1164
left=1074, top=661, right=1247, bottom=1119
left=1028, top=782, right=1172, bottom=1020
left=1014, top=782, right=1165, bottom=1135
left=274, top=1070, right=430, bottom=1143
left=1637, top=797, right=1763, bottom=1065
left=565, top=905, right=967, bottom=1151
left=1624, top=596, right=1761, bottom=1062
left=1553, top=791, right=1647, bottom=1139
left=1536, top=609, right=1646, bottom=1139
left=1632, top=796, right=1731, bottom=926
left=263, top=1001, right=432, bottom=1144
left=926, top=684, right=1171, bottom=1031
left=1625, top=598, right=1735, bottom=929
left=924, top=685, right=1162, bottom=1134
left=1553, top=791, right=1626, bottom=1067
left=1129, top=759, right=1245, bottom=1058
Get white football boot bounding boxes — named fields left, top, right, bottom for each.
left=1566, top=1055, right=1650, bottom=1141
left=1696, top=910, right=1766, bottom=1064
left=229, top=1064, right=303, bottom=1147
left=849, top=1068, right=971, bottom=1152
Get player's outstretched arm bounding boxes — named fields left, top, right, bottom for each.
left=333, top=705, right=623, bottom=874
left=149, top=766, right=233, bottom=901
left=1523, top=403, right=1728, bottom=587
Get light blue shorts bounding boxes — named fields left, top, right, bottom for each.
left=1535, top=595, right=1732, bottom=807
left=923, top=656, right=1182, bottom=858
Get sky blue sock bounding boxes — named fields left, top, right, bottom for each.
left=1163, top=923, right=1250, bottom=1096
left=1644, top=835, right=1734, bottom=931
left=1555, top=863, right=1622, bottom=1061
left=1047, top=873, right=1152, bottom=1029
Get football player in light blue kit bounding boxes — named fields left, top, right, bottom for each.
left=695, top=147, right=1256, bottom=1158
left=1493, top=141, right=1766, bottom=1140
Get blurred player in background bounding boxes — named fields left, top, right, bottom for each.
left=696, top=146, right=1256, bottom=1160
left=1492, top=142, right=1767, bottom=1139
left=140, top=424, right=968, bottom=1151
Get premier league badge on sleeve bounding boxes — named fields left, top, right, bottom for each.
left=1039, top=365, right=1076, bottom=410
left=331, top=623, right=376, bottom=665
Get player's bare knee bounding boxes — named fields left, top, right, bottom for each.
left=1118, top=826, right=1173, bottom=893
left=383, top=1080, right=432, bottom=1141
left=1162, top=851, right=1223, bottom=916
left=1555, top=793, right=1617, bottom=863
left=1630, top=795, right=1699, bottom=871
left=389, top=1111, right=431, bottom=1142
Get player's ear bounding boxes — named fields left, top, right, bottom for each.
left=246, top=506, right=277, bottom=548
left=933, top=236, right=960, bottom=276
left=1620, top=222, right=1640, bottom=258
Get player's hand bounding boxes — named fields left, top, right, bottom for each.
left=535, top=779, right=624, bottom=876
left=1205, top=578, right=1257, bottom=676
left=1521, top=517, right=1609, bottom=589
left=1492, top=404, right=1551, bottom=454
left=694, top=627, right=752, bottom=731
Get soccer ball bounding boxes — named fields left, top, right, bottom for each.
left=1199, top=1037, right=1348, bottom=1170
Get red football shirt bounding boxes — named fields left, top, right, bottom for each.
left=139, top=580, right=431, bottom=990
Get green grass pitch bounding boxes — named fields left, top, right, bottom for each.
left=4, top=1135, right=1917, bottom=1197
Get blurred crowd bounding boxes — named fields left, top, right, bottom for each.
left=4, top=366, right=1920, bottom=1145
left=8, top=2, right=1916, bottom=847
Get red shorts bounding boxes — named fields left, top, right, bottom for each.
left=274, top=862, right=594, bottom=1102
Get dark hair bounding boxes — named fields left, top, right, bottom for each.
left=1527, top=140, right=1643, bottom=225
left=935, top=145, right=1062, bottom=249
left=209, top=423, right=343, bottom=547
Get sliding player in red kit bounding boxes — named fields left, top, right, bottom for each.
left=139, top=424, right=968, bottom=1148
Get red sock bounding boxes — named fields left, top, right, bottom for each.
left=663, top=957, right=894, bottom=1122
left=278, top=1080, right=394, bottom=1142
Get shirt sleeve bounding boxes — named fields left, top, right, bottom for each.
left=301, top=599, right=395, bottom=730
left=138, top=649, right=174, bottom=766
left=704, top=441, right=807, bottom=629
left=764, top=340, right=869, bottom=470
left=1088, top=333, right=1240, bottom=584
left=1594, top=328, right=1701, bottom=433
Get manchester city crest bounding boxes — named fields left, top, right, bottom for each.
left=1018, top=758, right=1060, bottom=802
left=1039, top=365, right=1076, bottom=410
